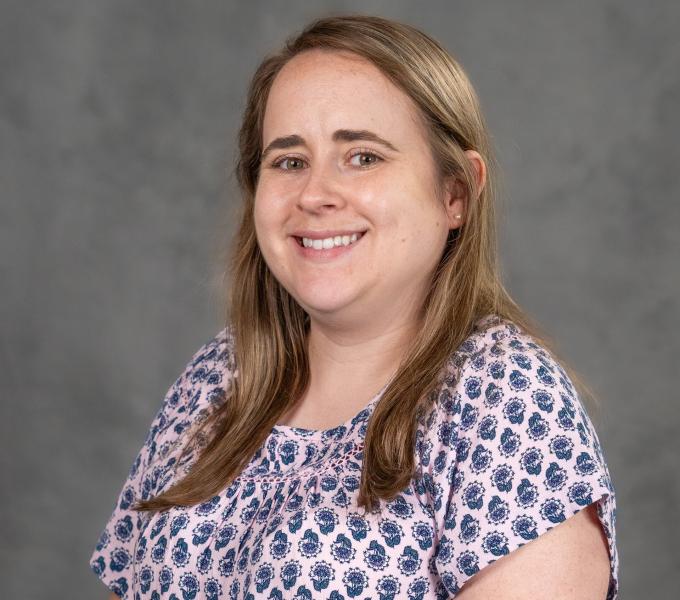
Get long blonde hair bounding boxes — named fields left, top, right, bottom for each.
left=134, top=13, right=600, bottom=514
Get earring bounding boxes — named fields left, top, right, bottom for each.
left=454, top=214, right=462, bottom=219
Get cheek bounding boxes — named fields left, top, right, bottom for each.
left=253, top=193, right=281, bottom=237
left=389, top=210, right=447, bottom=264
left=252, top=198, right=276, bottom=262
left=253, top=196, right=292, bottom=274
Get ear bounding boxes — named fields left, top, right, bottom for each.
left=443, top=150, right=487, bottom=229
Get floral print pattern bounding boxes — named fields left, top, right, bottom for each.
left=90, top=314, right=618, bottom=598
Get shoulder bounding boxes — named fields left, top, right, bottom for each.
left=445, top=314, right=568, bottom=391
left=181, top=324, right=236, bottom=398
left=186, top=324, right=236, bottom=377
left=416, top=313, right=611, bottom=484
left=153, top=324, right=234, bottom=422
left=413, top=314, right=618, bottom=597
left=142, top=325, right=237, bottom=477
left=419, top=314, right=593, bottom=445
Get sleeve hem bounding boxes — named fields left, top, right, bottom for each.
left=441, top=489, right=618, bottom=599
left=89, top=552, right=132, bottom=600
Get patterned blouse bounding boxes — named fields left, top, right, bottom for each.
left=90, top=314, right=619, bottom=599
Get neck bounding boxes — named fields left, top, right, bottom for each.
left=305, top=313, right=419, bottom=398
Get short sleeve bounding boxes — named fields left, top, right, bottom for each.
left=88, top=326, right=235, bottom=599
left=417, top=319, right=619, bottom=598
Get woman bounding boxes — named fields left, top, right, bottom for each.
left=90, top=14, right=619, bottom=599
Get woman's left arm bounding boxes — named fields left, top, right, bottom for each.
left=419, top=324, right=619, bottom=598
left=454, top=503, right=611, bottom=599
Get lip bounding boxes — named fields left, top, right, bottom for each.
left=289, top=230, right=367, bottom=260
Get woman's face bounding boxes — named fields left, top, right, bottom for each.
left=254, top=49, right=464, bottom=329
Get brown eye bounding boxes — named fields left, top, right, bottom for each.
left=349, top=151, right=382, bottom=167
left=272, top=156, right=306, bottom=170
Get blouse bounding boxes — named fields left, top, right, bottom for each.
left=89, top=313, right=619, bottom=599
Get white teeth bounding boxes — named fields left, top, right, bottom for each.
left=301, top=232, right=363, bottom=249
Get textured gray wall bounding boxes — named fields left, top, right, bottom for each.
left=1, top=1, right=678, bottom=597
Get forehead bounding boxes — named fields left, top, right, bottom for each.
left=262, top=49, right=425, bottom=141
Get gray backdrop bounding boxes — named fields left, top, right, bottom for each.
left=2, top=1, right=678, bottom=598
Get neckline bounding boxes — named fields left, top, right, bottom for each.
left=265, top=313, right=499, bottom=442
left=270, top=380, right=390, bottom=441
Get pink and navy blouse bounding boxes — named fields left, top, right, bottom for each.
left=90, top=314, right=619, bottom=598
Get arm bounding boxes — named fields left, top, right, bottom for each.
left=424, top=320, right=618, bottom=597
left=89, top=328, right=234, bottom=599
left=454, top=503, right=611, bottom=599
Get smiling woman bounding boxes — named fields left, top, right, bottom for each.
left=253, top=49, right=477, bottom=339
left=89, top=13, right=619, bottom=600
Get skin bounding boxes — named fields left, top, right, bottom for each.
left=454, top=502, right=612, bottom=599
left=254, top=48, right=484, bottom=429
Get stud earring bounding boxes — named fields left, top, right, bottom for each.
left=454, top=214, right=462, bottom=219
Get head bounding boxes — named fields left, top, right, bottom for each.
left=234, top=14, right=499, bottom=339
left=252, top=47, right=486, bottom=333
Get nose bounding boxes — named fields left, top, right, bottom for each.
left=296, top=159, right=346, bottom=214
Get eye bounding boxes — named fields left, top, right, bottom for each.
left=270, top=155, right=306, bottom=171
left=348, top=150, right=383, bottom=168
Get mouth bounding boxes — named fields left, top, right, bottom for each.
left=290, top=230, right=368, bottom=260
left=293, top=231, right=367, bottom=249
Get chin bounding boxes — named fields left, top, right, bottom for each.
left=296, top=296, right=355, bottom=316
left=289, top=285, right=359, bottom=316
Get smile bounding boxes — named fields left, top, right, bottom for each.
left=291, top=231, right=367, bottom=259
left=297, top=232, right=364, bottom=249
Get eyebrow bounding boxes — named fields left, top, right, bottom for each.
left=260, top=129, right=399, bottom=161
